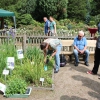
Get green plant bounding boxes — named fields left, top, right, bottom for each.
left=25, top=46, right=43, bottom=61
left=0, top=40, right=17, bottom=77
left=5, top=77, right=27, bottom=97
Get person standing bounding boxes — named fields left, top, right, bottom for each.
left=87, top=36, right=100, bottom=75
left=43, top=17, right=50, bottom=36
left=49, top=16, right=57, bottom=36
left=73, top=31, right=89, bottom=66
left=40, top=38, right=62, bottom=73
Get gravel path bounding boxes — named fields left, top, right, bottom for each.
left=0, top=62, right=100, bottom=100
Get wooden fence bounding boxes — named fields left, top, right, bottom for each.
left=0, top=33, right=93, bottom=51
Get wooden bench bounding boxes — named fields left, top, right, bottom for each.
left=60, top=40, right=96, bottom=61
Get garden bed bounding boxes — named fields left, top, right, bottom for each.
left=0, top=41, right=54, bottom=98
left=4, top=87, right=32, bottom=98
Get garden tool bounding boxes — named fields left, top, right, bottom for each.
left=44, top=57, right=49, bottom=71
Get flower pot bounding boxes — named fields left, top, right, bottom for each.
left=4, top=87, right=32, bottom=98
left=88, top=28, right=98, bottom=37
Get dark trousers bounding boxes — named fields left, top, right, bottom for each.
left=92, top=47, right=100, bottom=74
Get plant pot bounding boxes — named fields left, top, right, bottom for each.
left=4, top=87, right=32, bottom=98
left=88, top=28, right=98, bottom=37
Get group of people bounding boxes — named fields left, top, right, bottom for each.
left=40, top=30, right=100, bottom=79
left=43, top=16, right=57, bottom=36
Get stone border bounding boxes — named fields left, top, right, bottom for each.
left=32, top=69, right=54, bottom=91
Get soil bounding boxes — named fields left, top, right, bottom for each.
left=0, top=62, right=100, bottom=100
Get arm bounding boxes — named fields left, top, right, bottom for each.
left=54, top=24, right=57, bottom=35
left=80, top=38, right=87, bottom=54
left=50, top=49, right=57, bottom=60
left=73, top=37, right=80, bottom=52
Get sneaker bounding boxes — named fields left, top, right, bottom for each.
left=74, top=62, right=79, bottom=66
left=54, top=70, right=59, bottom=73
left=85, top=62, right=89, bottom=66
left=87, top=70, right=96, bottom=75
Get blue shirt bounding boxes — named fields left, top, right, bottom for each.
left=44, top=20, right=50, bottom=34
left=73, top=36, right=87, bottom=50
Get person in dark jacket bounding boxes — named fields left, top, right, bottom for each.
left=87, top=36, right=100, bottom=77
left=97, top=22, right=100, bottom=35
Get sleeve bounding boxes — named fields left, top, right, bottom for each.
left=48, top=21, right=50, bottom=27
left=53, top=21, right=56, bottom=25
left=84, top=38, right=87, bottom=46
left=73, top=37, right=76, bottom=46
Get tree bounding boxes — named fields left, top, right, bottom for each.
left=67, top=0, right=87, bottom=21
left=33, top=0, right=68, bottom=21
left=91, top=0, right=100, bottom=16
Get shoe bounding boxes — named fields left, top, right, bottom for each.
left=87, top=70, right=96, bottom=75
left=85, top=62, right=89, bottom=66
left=98, top=77, right=100, bottom=79
left=74, top=62, right=79, bottom=66
left=54, top=70, right=59, bottom=73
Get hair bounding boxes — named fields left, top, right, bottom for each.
left=78, top=30, right=84, bottom=36
left=40, top=42, right=47, bottom=50
left=49, top=16, right=54, bottom=20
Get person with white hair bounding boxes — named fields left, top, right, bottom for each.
left=43, top=17, right=50, bottom=36
left=73, top=31, right=89, bottom=66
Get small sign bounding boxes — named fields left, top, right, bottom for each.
left=0, top=83, right=6, bottom=94
left=3, top=69, right=9, bottom=75
left=40, top=78, right=44, bottom=86
left=17, top=49, right=24, bottom=59
left=40, top=78, right=44, bottom=82
left=7, top=57, right=14, bottom=70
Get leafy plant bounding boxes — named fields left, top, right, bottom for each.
left=25, top=46, right=43, bottom=61
left=5, top=77, right=27, bottom=97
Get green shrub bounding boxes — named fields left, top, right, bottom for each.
left=5, top=77, right=27, bottom=97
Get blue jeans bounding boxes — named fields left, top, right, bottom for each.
left=47, top=44, right=62, bottom=71
left=73, top=49, right=89, bottom=63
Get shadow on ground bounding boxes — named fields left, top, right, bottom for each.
left=88, top=91, right=100, bottom=100
left=60, top=95, right=88, bottom=100
left=68, top=63, right=90, bottom=74
left=72, top=75, right=100, bottom=94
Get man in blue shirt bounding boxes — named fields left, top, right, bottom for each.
left=43, top=17, right=50, bottom=36
left=73, top=31, right=89, bottom=66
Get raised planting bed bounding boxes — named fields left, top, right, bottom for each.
left=32, top=69, right=54, bottom=91
left=4, top=87, right=32, bottom=98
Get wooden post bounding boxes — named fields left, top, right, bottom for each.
left=22, top=34, right=26, bottom=52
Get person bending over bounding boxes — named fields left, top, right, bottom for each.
left=40, top=38, right=62, bottom=73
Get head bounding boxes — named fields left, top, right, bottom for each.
left=78, top=31, right=84, bottom=40
left=40, top=42, right=48, bottom=50
left=49, top=16, right=54, bottom=22
left=43, top=17, right=47, bottom=22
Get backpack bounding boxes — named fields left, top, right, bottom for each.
left=60, top=54, right=67, bottom=67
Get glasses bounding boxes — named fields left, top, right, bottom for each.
left=78, top=35, right=82, bottom=37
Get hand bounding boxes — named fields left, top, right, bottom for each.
left=44, top=58, right=46, bottom=63
left=79, top=50, right=84, bottom=54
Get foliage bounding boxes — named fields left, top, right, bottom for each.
left=0, top=40, right=17, bottom=77
left=17, top=14, right=33, bottom=25
left=25, top=46, right=43, bottom=61
left=5, top=77, right=27, bottom=97
left=91, top=0, right=100, bottom=16
left=67, top=0, right=87, bottom=20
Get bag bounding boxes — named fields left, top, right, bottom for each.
left=60, top=54, right=67, bottom=67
